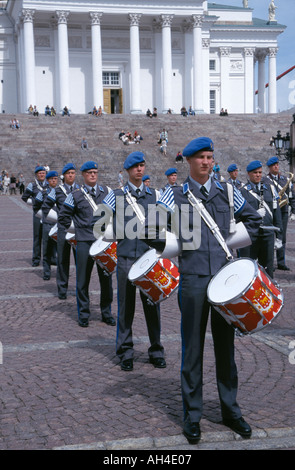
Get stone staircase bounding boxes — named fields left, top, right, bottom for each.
left=0, top=112, right=293, bottom=189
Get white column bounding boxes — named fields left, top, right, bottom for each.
left=192, top=15, right=204, bottom=114
left=90, top=12, right=103, bottom=110
left=220, top=47, right=231, bottom=111
left=244, top=47, right=255, bottom=114
left=202, top=38, right=210, bottom=114
left=129, top=13, right=142, bottom=114
left=56, top=11, right=70, bottom=111
left=256, top=49, right=267, bottom=113
left=21, top=9, right=36, bottom=109
left=160, top=14, right=174, bottom=113
left=183, top=22, right=193, bottom=110
left=153, top=21, right=162, bottom=110
left=268, top=47, right=278, bottom=114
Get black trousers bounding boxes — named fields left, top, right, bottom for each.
left=116, top=256, right=164, bottom=362
left=56, top=228, right=75, bottom=297
left=178, top=274, right=241, bottom=424
left=75, top=240, right=113, bottom=322
left=32, top=214, right=42, bottom=264
left=42, top=222, right=57, bottom=278
left=276, top=210, right=288, bottom=266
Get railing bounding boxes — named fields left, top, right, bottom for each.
left=255, top=65, right=295, bottom=95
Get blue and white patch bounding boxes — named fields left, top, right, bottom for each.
left=47, top=188, right=56, bottom=202
left=157, top=186, right=175, bottom=212
left=233, top=186, right=246, bottom=214
left=103, top=189, right=116, bottom=212
left=35, top=191, right=43, bottom=202
left=26, top=182, right=34, bottom=194
left=64, top=192, right=75, bottom=209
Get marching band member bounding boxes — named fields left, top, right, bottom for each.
left=265, top=156, right=295, bottom=271
left=161, top=167, right=178, bottom=193
left=33, top=171, right=58, bottom=280
left=101, top=151, right=166, bottom=372
left=42, top=163, right=79, bottom=299
left=239, top=160, right=283, bottom=278
left=227, top=163, right=242, bottom=189
left=21, top=165, right=48, bottom=267
left=144, top=137, right=261, bottom=443
left=142, top=175, right=150, bottom=187
left=58, top=161, right=115, bottom=328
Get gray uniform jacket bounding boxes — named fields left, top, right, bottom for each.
left=58, top=184, right=109, bottom=242
left=148, top=177, right=262, bottom=276
left=42, top=183, right=79, bottom=227
left=240, top=181, right=283, bottom=238
left=101, top=183, right=158, bottom=259
left=21, top=179, right=48, bottom=203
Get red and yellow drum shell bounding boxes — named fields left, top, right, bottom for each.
left=90, top=240, right=117, bottom=275
left=131, top=256, right=179, bottom=304
left=208, top=259, right=284, bottom=335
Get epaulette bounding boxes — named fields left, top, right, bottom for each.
left=213, top=180, right=224, bottom=191
left=182, top=182, right=189, bottom=194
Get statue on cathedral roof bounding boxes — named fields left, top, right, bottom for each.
left=268, top=0, right=277, bottom=22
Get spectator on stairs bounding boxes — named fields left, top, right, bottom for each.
left=62, top=106, right=70, bottom=116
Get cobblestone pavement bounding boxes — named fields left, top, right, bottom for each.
left=0, top=195, right=295, bottom=451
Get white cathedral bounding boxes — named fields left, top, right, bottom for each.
left=0, top=0, right=285, bottom=115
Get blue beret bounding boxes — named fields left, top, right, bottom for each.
left=183, top=137, right=214, bottom=157
left=227, top=164, right=238, bottom=173
left=80, top=161, right=98, bottom=172
left=34, top=165, right=46, bottom=173
left=123, top=151, right=145, bottom=170
left=246, top=160, right=263, bottom=172
left=142, top=175, right=150, bottom=181
left=46, top=170, right=58, bottom=179
left=62, top=163, right=76, bottom=174
left=267, top=156, right=279, bottom=167
left=165, top=167, right=178, bottom=176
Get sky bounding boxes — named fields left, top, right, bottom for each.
left=222, top=0, right=295, bottom=112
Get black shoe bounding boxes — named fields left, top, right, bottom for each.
left=149, top=357, right=167, bottom=368
left=58, top=294, right=67, bottom=300
left=32, top=261, right=40, bottom=267
left=102, top=316, right=116, bottom=326
left=43, top=275, right=50, bottom=280
left=223, top=417, right=252, bottom=438
left=120, top=359, right=133, bottom=371
left=277, top=264, right=291, bottom=271
left=183, top=420, right=201, bottom=444
left=78, top=319, right=89, bottom=328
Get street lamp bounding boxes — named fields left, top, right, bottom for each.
left=271, top=114, right=295, bottom=165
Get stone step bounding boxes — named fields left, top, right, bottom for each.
left=1, top=113, right=293, bottom=189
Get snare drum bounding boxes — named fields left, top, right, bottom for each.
left=207, top=258, right=284, bottom=335
left=89, top=238, right=117, bottom=275
left=49, top=224, right=58, bottom=242
left=65, top=231, right=77, bottom=248
left=128, top=249, right=179, bottom=304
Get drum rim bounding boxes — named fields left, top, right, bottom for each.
left=207, top=257, right=259, bottom=306
left=128, top=248, right=158, bottom=281
left=89, top=237, right=113, bottom=255
left=65, top=232, right=75, bottom=239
